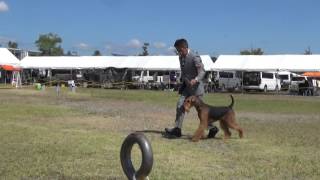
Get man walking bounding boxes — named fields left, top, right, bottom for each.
left=164, top=38, right=219, bottom=138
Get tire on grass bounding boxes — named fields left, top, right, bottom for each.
left=120, top=132, right=153, bottom=180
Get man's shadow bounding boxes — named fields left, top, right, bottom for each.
left=135, top=130, right=223, bottom=140
left=135, top=130, right=192, bottom=140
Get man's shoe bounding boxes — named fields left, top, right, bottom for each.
left=164, top=127, right=181, bottom=138
left=208, top=126, right=219, bottom=138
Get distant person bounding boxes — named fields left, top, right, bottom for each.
left=68, top=80, right=76, bottom=92
left=56, top=82, right=61, bottom=96
left=299, top=79, right=309, bottom=96
left=164, top=38, right=219, bottom=138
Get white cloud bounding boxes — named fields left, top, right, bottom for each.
left=166, top=46, right=177, bottom=55
left=103, top=42, right=128, bottom=55
left=100, top=0, right=127, bottom=8
left=0, top=1, right=9, bottom=12
left=0, top=36, right=8, bottom=44
left=153, top=42, right=166, bottom=49
left=104, top=39, right=152, bottom=55
left=0, top=36, right=15, bottom=46
left=105, top=44, right=115, bottom=54
left=105, top=44, right=112, bottom=50
left=126, top=39, right=143, bottom=49
left=168, top=46, right=176, bottom=52
left=75, top=43, right=90, bottom=50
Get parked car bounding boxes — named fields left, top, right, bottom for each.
left=214, top=71, right=241, bottom=91
left=132, top=70, right=154, bottom=83
left=278, top=71, right=292, bottom=91
left=290, top=75, right=314, bottom=96
left=243, top=71, right=281, bottom=92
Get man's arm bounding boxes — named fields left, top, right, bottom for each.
left=190, top=55, right=205, bottom=85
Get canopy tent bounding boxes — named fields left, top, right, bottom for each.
left=214, top=55, right=320, bottom=72
left=0, top=65, right=21, bottom=71
left=302, top=72, right=320, bottom=77
left=0, top=48, right=22, bottom=87
left=20, top=56, right=108, bottom=69
left=20, top=55, right=215, bottom=71
left=0, top=48, right=20, bottom=66
left=142, top=56, right=180, bottom=71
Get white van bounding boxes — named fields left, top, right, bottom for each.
left=214, top=71, right=241, bottom=91
left=291, top=75, right=318, bottom=96
left=132, top=70, right=153, bottom=83
left=243, top=71, right=281, bottom=92
left=278, top=71, right=292, bottom=91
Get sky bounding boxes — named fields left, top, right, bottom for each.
left=0, top=0, right=320, bottom=56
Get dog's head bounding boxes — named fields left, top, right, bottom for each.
left=183, top=96, right=199, bottom=112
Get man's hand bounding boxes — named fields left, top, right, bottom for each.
left=190, top=79, right=198, bottom=86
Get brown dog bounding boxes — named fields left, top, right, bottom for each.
left=184, top=95, right=243, bottom=142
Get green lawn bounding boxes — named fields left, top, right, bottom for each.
left=0, top=88, right=320, bottom=179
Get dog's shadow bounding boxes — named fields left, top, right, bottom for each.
left=135, top=130, right=223, bottom=141
left=135, top=130, right=190, bottom=140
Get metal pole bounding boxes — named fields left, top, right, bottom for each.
left=4, top=70, right=6, bottom=85
left=241, top=71, right=244, bottom=94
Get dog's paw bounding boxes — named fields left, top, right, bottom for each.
left=223, top=135, right=231, bottom=140
left=191, top=137, right=200, bottom=142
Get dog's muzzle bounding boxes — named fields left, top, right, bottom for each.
left=184, top=104, right=190, bottom=113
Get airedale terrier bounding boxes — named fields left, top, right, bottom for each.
left=184, top=95, right=243, bottom=142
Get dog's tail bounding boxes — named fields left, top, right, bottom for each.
left=228, top=95, right=234, bottom=108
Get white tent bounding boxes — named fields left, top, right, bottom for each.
left=214, top=55, right=320, bottom=72
left=20, top=56, right=105, bottom=69
left=0, top=48, right=20, bottom=66
left=143, top=56, right=179, bottom=71
left=20, top=55, right=215, bottom=71
left=280, top=55, right=320, bottom=71
left=0, top=48, right=22, bottom=87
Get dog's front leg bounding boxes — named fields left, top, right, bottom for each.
left=192, top=123, right=206, bottom=142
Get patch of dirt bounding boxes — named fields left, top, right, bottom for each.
left=237, top=112, right=320, bottom=123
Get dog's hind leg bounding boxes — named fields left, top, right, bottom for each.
left=229, top=123, right=243, bottom=138
left=219, top=120, right=231, bottom=139
left=225, top=113, right=243, bottom=138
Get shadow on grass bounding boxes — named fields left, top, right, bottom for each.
left=135, top=129, right=224, bottom=141
left=136, top=129, right=191, bottom=140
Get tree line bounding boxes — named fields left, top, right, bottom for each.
left=3, top=32, right=314, bottom=56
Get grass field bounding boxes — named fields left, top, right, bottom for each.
left=0, top=87, right=320, bottom=179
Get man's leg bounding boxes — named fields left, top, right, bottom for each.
left=196, top=95, right=219, bottom=138
left=206, top=94, right=219, bottom=139
left=208, top=125, right=219, bottom=138
left=164, top=95, right=186, bottom=137
left=174, top=95, right=186, bottom=128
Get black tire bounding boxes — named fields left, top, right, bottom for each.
left=263, top=85, right=267, bottom=93
left=234, top=84, right=239, bottom=91
left=120, top=132, right=153, bottom=180
left=221, top=84, right=226, bottom=92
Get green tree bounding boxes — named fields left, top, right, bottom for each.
left=8, top=41, right=18, bottom=49
left=66, top=51, right=72, bottom=56
left=210, top=56, right=217, bottom=63
left=304, top=46, right=312, bottom=55
left=240, top=48, right=264, bottom=55
left=35, top=33, right=64, bottom=56
left=65, top=51, right=78, bottom=56
left=93, top=50, right=102, bottom=56
left=139, top=42, right=149, bottom=56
